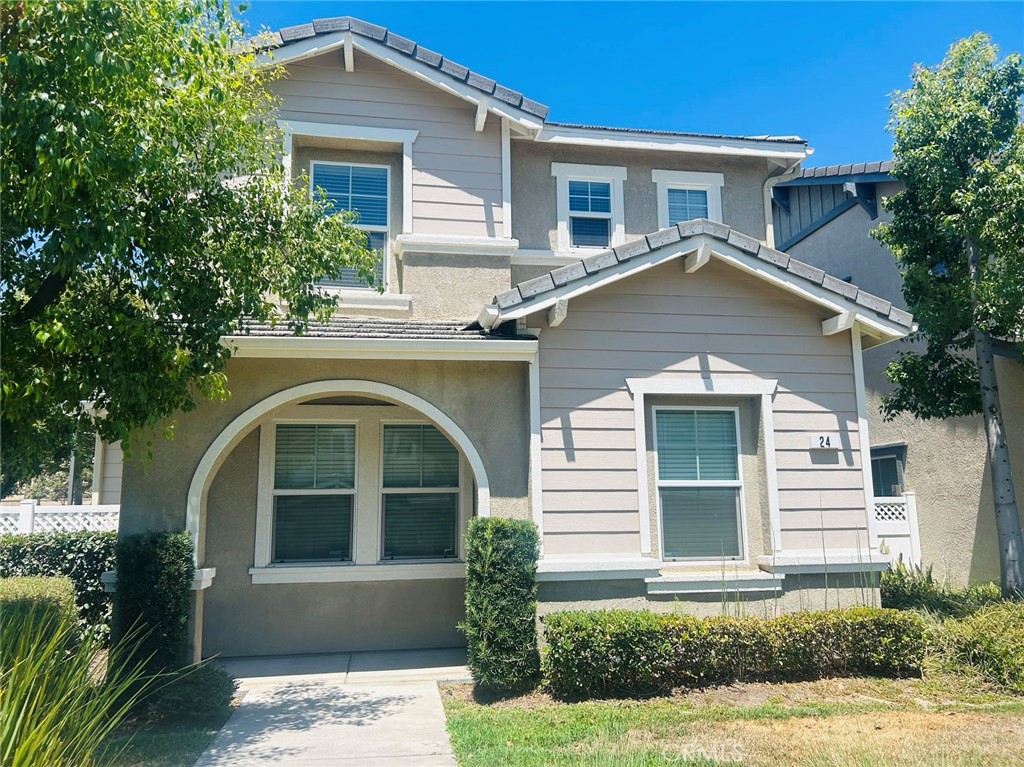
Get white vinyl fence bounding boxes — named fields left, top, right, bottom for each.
left=870, top=491, right=921, bottom=566
left=0, top=499, right=119, bottom=535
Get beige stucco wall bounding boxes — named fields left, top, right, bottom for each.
left=789, top=187, right=1024, bottom=586
left=510, top=141, right=776, bottom=251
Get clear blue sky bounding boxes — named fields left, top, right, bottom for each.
left=241, top=2, right=1024, bottom=166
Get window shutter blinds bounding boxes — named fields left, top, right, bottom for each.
left=382, top=494, right=459, bottom=560
left=273, top=495, right=353, bottom=562
left=570, top=217, right=611, bottom=248
left=275, top=425, right=355, bottom=489
left=656, top=411, right=737, bottom=482
left=661, top=488, right=740, bottom=559
left=667, top=188, right=709, bottom=224
left=312, top=163, right=388, bottom=290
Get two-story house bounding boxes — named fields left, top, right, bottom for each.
left=107, top=17, right=914, bottom=660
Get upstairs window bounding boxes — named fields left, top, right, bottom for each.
left=552, top=163, right=626, bottom=253
left=311, top=161, right=389, bottom=290
left=871, top=445, right=907, bottom=498
left=568, top=180, right=612, bottom=248
left=381, top=424, right=460, bottom=561
left=272, top=424, right=356, bottom=563
left=655, top=408, right=744, bottom=561
left=652, top=170, right=725, bottom=228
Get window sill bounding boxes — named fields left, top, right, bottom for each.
left=646, top=570, right=785, bottom=595
left=249, top=562, right=465, bottom=584
left=322, top=290, right=413, bottom=312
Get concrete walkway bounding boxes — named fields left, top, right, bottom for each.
left=193, top=649, right=468, bottom=767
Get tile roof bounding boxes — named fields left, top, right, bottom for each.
left=546, top=122, right=807, bottom=145
left=232, top=317, right=535, bottom=341
left=798, top=161, right=894, bottom=179
left=245, top=16, right=550, bottom=120
left=492, top=219, right=914, bottom=330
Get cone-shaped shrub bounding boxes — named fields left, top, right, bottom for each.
left=460, top=518, right=540, bottom=692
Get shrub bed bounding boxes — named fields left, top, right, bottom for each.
left=932, top=602, right=1024, bottom=693
left=881, top=561, right=1002, bottom=617
left=0, top=531, right=116, bottom=639
left=460, top=518, right=541, bottom=692
left=542, top=607, right=926, bottom=700
left=0, top=576, right=79, bottom=649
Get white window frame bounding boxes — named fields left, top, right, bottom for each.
left=652, top=405, right=747, bottom=563
left=378, top=420, right=467, bottom=564
left=257, top=418, right=360, bottom=569
left=310, top=159, right=391, bottom=293
left=652, top=170, right=725, bottom=229
left=552, top=162, right=626, bottom=253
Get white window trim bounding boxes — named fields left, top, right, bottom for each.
left=551, top=162, right=626, bottom=254
left=279, top=120, right=417, bottom=233
left=310, top=159, right=392, bottom=294
left=653, top=405, right=748, bottom=563
left=652, top=169, right=725, bottom=229
left=626, top=376, right=781, bottom=557
left=378, top=420, right=466, bottom=564
left=256, top=418, right=360, bottom=569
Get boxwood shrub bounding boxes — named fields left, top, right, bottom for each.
left=542, top=607, right=925, bottom=700
left=460, top=518, right=540, bottom=692
left=0, top=576, right=79, bottom=654
left=113, top=531, right=194, bottom=673
left=0, top=531, right=116, bottom=639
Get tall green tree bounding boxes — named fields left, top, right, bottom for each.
left=1, top=0, right=377, bottom=494
left=876, top=34, right=1024, bottom=596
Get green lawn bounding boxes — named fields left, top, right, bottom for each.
left=98, top=721, right=226, bottom=767
left=442, top=675, right=1024, bottom=767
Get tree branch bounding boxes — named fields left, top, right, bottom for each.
left=14, top=270, right=73, bottom=324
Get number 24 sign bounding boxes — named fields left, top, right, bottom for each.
left=810, top=434, right=839, bottom=450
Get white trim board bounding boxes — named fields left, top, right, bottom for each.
left=646, top=571, right=785, bottom=595
left=626, top=377, right=782, bottom=557
left=536, top=558, right=664, bottom=582
left=224, top=336, right=538, bottom=361
left=249, top=562, right=465, bottom=584
left=394, top=234, right=519, bottom=258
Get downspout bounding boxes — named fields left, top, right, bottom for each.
left=762, top=154, right=809, bottom=248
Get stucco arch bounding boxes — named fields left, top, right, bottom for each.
left=185, top=379, right=492, bottom=562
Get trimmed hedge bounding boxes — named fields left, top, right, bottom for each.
left=0, top=576, right=79, bottom=653
left=0, top=531, right=116, bottom=638
left=460, top=518, right=541, bottom=692
left=542, top=607, right=926, bottom=699
left=114, top=532, right=194, bottom=673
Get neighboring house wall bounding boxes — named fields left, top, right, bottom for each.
left=96, top=441, right=123, bottom=505
left=786, top=180, right=1024, bottom=585
left=528, top=259, right=867, bottom=561
left=272, top=49, right=505, bottom=237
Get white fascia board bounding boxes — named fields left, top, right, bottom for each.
left=225, top=336, right=538, bottom=361
left=626, top=377, right=778, bottom=396
left=495, top=235, right=909, bottom=341
left=277, top=120, right=419, bottom=145
left=536, top=558, right=664, bottom=582
left=535, top=126, right=811, bottom=161
left=394, top=233, right=519, bottom=257
left=756, top=550, right=891, bottom=574
left=225, top=335, right=538, bottom=361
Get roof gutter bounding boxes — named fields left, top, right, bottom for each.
left=763, top=155, right=809, bottom=249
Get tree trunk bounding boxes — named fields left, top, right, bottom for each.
left=967, top=237, right=1024, bottom=597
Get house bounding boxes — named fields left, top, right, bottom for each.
left=772, top=163, right=1024, bottom=585
left=104, top=17, right=916, bottom=660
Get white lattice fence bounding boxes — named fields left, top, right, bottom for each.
left=871, top=492, right=921, bottom=566
left=3, top=500, right=119, bottom=535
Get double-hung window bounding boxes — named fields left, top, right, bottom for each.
left=871, top=445, right=906, bottom=498
left=568, top=180, right=613, bottom=249
left=652, top=170, right=724, bottom=229
left=311, top=161, right=389, bottom=290
left=272, top=424, right=356, bottom=563
left=655, top=408, right=744, bottom=560
left=381, top=424, right=460, bottom=561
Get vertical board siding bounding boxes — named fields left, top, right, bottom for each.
left=536, top=259, right=866, bottom=557
left=272, top=50, right=503, bottom=237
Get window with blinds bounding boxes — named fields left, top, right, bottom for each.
left=871, top=445, right=906, bottom=497
left=568, top=179, right=612, bottom=248
left=667, top=187, right=710, bottom=224
left=310, top=161, right=388, bottom=290
left=655, top=408, right=743, bottom=560
left=381, top=424, right=460, bottom=560
left=272, top=424, right=356, bottom=563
